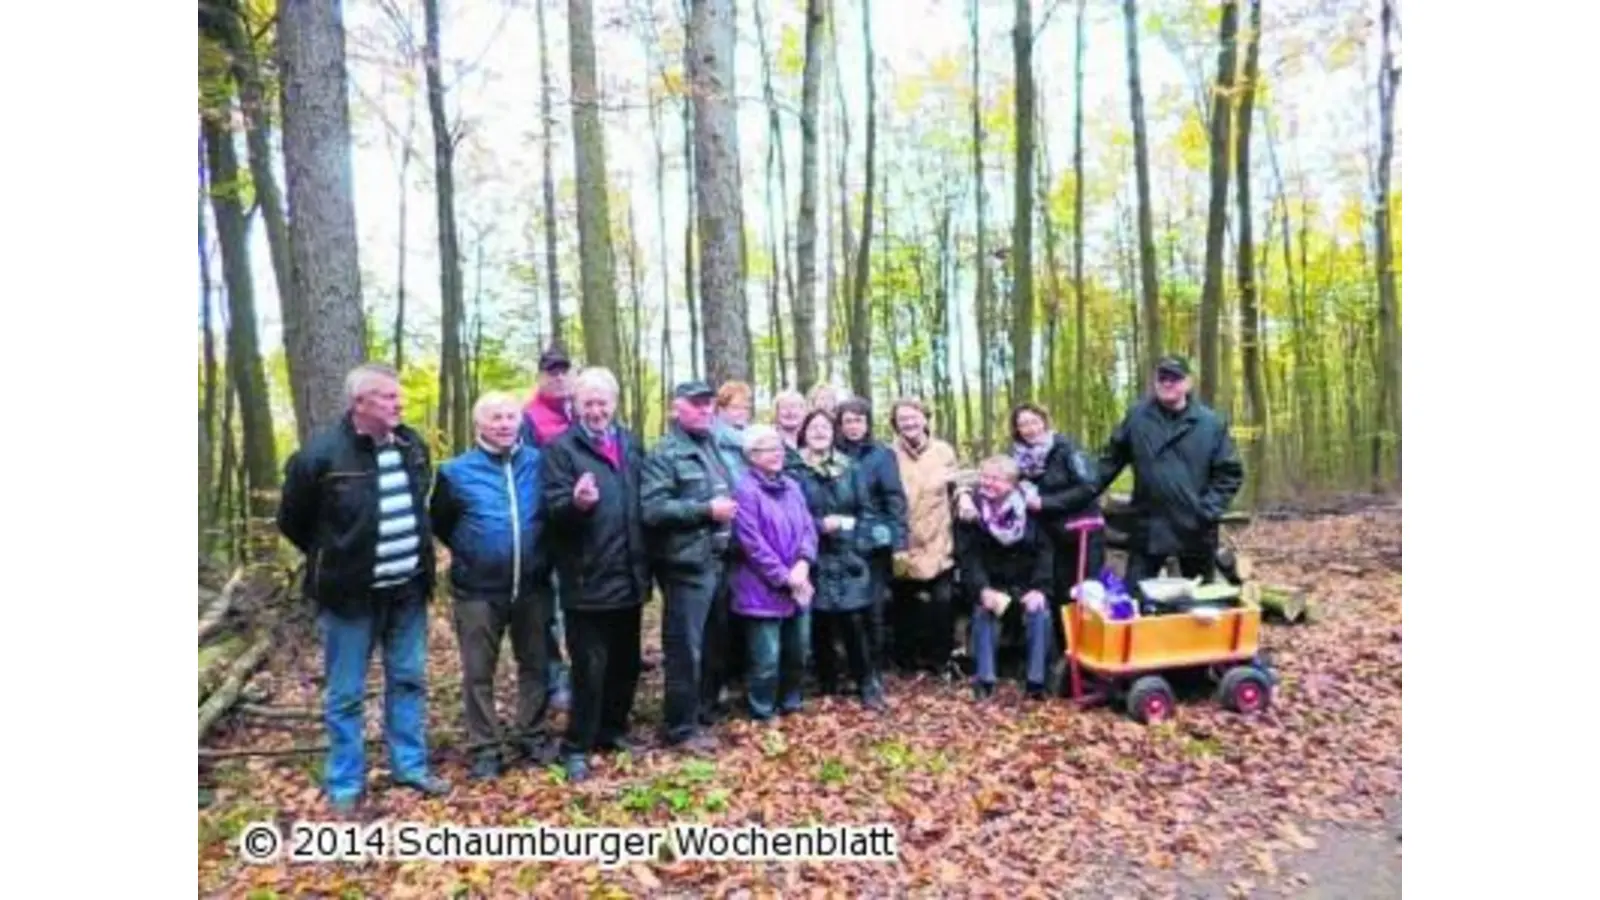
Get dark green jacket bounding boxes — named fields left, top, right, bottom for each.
left=640, top=424, right=737, bottom=577
left=1097, top=396, right=1244, bottom=557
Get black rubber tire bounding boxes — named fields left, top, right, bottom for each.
left=1217, top=666, right=1272, bottom=714
left=1126, top=674, right=1176, bottom=724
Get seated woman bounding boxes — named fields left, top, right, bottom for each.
left=958, top=455, right=1056, bottom=700
left=791, top=410, right=887, bottom=711
left=729, top=425, right=818, bottom=721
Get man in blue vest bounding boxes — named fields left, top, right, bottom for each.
left=431, top=392, right=555, bottom=780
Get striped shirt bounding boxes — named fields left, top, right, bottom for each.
left=372, top=445, right=422, bottom=588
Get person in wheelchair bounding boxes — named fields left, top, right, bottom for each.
left=956, top=455, right=1056, bottom=701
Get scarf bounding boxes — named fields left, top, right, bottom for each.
left=803, top=448, right=851, bottom=480
left=896, top=431, right=929, bottom=459
left=1012, top=433, right=1056, bottom=480
left=586, top=425, right=621, bottom=470
left=977, top=488, right=1030, bottom=546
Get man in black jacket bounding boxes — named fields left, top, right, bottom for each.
left=275, top=363, right=451, bottom=812
left=539, top=367, right=651, bottom=782
left=641, top=380, right=741, bottom=752
left=1096, top=355, right=1245, bottom=595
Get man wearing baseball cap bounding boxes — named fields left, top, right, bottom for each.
left=641, top=380, right=742, bottom=752
left=1095, top=355, right=1244, bottom=595
left=520, top=343, right=577, bottom=711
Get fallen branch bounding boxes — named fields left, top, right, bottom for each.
left=198, top=568, right=245, bottom=644
left=238, top=703, right=319, bottom=721
left=198, top=635, right=246, bottom=699
left=199, top=734, right=513, bottom=760
left=1253, top=582, right=1311, bottom=624
left=198, top=634, right=273, bottom=740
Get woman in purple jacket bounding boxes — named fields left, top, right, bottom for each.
left=729, top=425, right=819, bottom=720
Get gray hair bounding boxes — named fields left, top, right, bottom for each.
left=742, top=423, right=782, bottom=455
left=773, top=389, right=806, bottom=410
left=572, top=366, right=620, bottom=401
left=344, top=363, right=399, bottom=405
left=472, top=390, right=520, bottom=425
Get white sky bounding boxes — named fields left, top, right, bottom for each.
left=219, top=0, right=1392, bottom=391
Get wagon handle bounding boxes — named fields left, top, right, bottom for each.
left=1063, top=515, right=1105, bottom=703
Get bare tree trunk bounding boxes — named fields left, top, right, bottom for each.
left=1198, top=1, right=1238, bottom=404
left=199, top=132, right=219, bottom=557
left=794, top=0, right=826, bottom=391
left=1122, top=0, right=1162, bottom=373
left=1374, top=0, right=1401, bottom=486
left=1072, top=0, right=1088, bottom=431
left=569, top=0, right=622, bottom=373
left=277, top=0, right=368, bottom=442
left=1235, top=0, right=1266, bottom=498
left=847, top=0, right=878, bottom=401
left=534, top=0, right=565, bottom=347
left=625, top=199, right=646, bottom=431
left=423, top=0, right=469, bottom=452
left=391, top=99, right=414, bottom=371
left=1009, top=0, right=1035, bottom=404
left=647, top=78, right=675, bottom=398
left=828, top=0, right=855, bottom=378
left=969, top=0, right=992, bottom=454
left=203, top=109, right=280, bottom=528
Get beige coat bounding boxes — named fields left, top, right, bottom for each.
left=892, top=435, right=958, bottom=581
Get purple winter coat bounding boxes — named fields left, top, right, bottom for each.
left=729, top=469, right=819, bottom=618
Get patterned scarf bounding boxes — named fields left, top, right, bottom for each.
left=803, top=448, right=851, bottom=480
left=978, top=488, right=1030, bottom=546
left=1012, top=433, right=1057, bottom=480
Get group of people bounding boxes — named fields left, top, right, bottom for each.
left=276, top=345, right=1243, bottom=809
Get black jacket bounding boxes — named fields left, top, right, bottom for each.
left=1028, top=433, right=1103, bottom=528
left=540, top=425, right=651, bottom=612
left=836, top=426, right=909, bottom=556
left=640, top=423, right=737, bottom=578
left=276, top=415, right=437, bottom=617
left=1097, top=396, right=1245, bottom=557
left=956, top=515, right=1055, bottom=602
left=792, top=455, right=874, bottom=613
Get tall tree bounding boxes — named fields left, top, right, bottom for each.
left=1122, top=0, right=1161, bottom=372
left=1374, top=0, right=1402, bottom=484
left=1198, top=0, right=1239, bottom=404
left=1235, top=0, right=1267, bottom=497
left=848, top=0, right=879, bottom=401
left=969, top=0, right=993, bottom=453
left=1072, top=0, right=1088, bottom=431
left=422, top=0, right=470, bottom=452
left=202, top=110, right=280, bottom=520
left=534, top=0, right=564, bottom=347
left=691, top=0, right=752, bottom=385
left=794, top=0, right=826, bottom=392
left=568, top=0, right=622, bottom=373
left=1010, top=0, right=1036, bottom=404
left=278, top=0, right=368, bottom=442
left=199, top=133, right=219, bottom=555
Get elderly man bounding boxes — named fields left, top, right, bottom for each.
left=430, top=392, right=553, bottom=780
left=641, top=380, right=741, bottom=752
left=1096, top=355, right=1245, bottom=595
left=276, top=363, right=450, bottom=811
left=540, top=367, right=650, bottom=782
left=519, top=344, right=575, bottom=713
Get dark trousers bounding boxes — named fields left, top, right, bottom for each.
left=866, top=555, right=892, bottom=667
left=745, top=612, right=810, bottom=719
left=561, top=605, right=643, bottom=756
left=452, top=594, right=551, bottom=756
left=659, top=566, right=729, bottom=741
left=888, top=571, right=955, bottom=671
left=545, top=571, right=570, bottom=695
left=813, top=608, right=880, bottom=697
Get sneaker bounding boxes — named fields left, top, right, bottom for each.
left=779, top=692, right=804, bottom=716
left=973, top=681, right=996, bottom=701
left=516, top=734, right=559, bottom=767
left=470, top=754, right=501, bottom=781
left=395, top=773, right=452, bottom=797
left=549, top=686, right=572, bottom=713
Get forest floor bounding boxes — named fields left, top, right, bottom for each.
left=198, top=499, right=1401, bottom=898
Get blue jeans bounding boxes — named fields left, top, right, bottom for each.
left=319, top=590, right=431, bottom=802
left=745, top=612, right=810, bottom=720
left=972, top=598, right=1052, bottom=687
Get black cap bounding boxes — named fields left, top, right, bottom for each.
left=539, top=345, right=571, bottom=372
left=1155, top=355, right=1191, bottom=378
left=673, top=379, right=716, bottom=400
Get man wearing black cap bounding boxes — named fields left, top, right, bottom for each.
left=520, top=344, right=576, bottom=712
left=1095, top=355, right=1245, bottom=594
left=640, top=380, right=742, bottom=752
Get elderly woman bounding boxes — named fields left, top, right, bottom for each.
left=771, top=389, right=809, bottom=470
left=807, top=382, right=841, bottom=417
left=712, top=380, right=754, bottom=482
left=957, top=455, right=1056, bottom=700
left=729, top=425, right=818, bottom=720
left=540, top=367, right=651, bottom=781
left=792, top=410, right=887, bottom=711
left=887, top=397, right=959, bottom=675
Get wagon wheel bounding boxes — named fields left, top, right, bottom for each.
left=1126, top=675, right=1176, bottom=724
left=1217, top=666, right=1272, bottom=715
